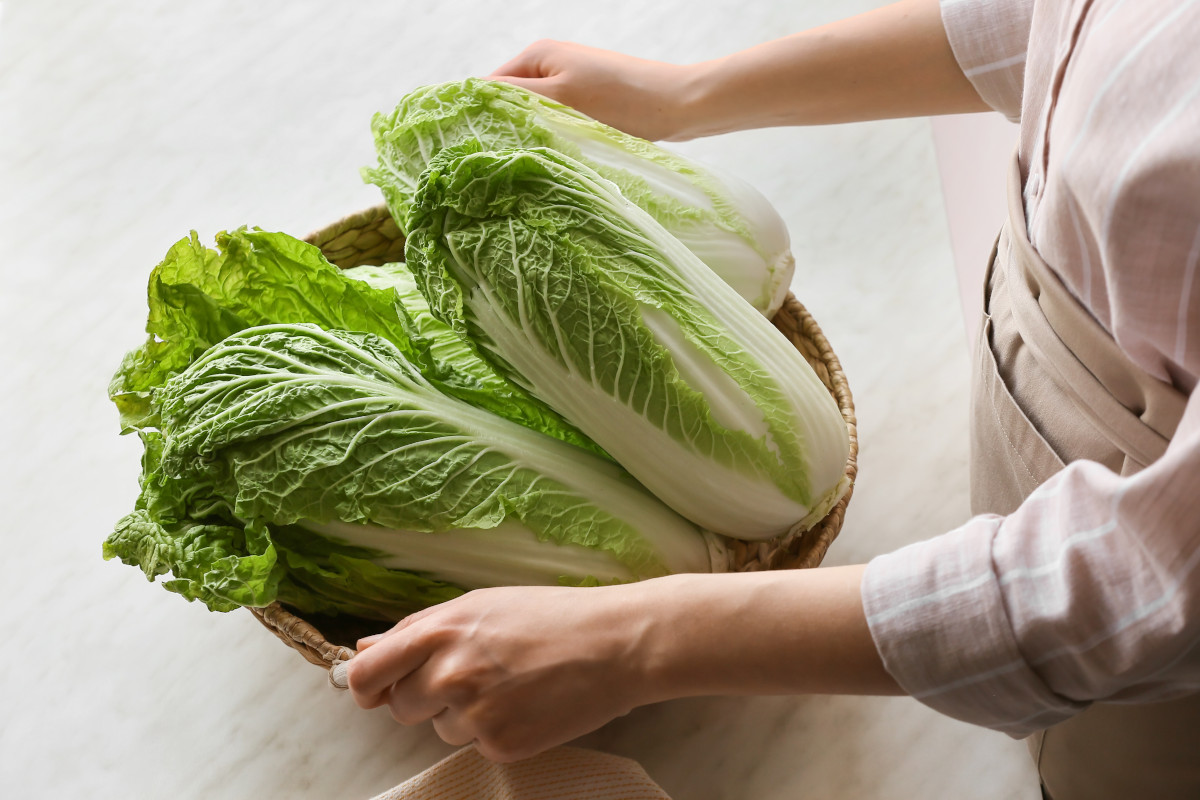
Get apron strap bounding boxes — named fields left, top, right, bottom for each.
left=999, top=152, right=1188, bottom=471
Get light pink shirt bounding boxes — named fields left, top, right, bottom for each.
left=861, top=0, right=1200, bottom=736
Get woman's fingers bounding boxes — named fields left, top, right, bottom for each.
left=488, top=41, right=568, bottom=101
left=489, top=75, right=553, bottom=97
left=430, top=709, right=476, bottom=748
left=486, top=58, right=533, bottom=79
left=488, top=42, right=551, bottom=79
left=355, top=603, right=444, bottom=652
left=345, top=626, right=433, bottom=709
left=356, top=633, right=385, bottom=650
left=384, top=674, right=449, bottom=727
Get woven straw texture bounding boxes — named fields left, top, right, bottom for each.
left=249, top=204, right=858, bottom=670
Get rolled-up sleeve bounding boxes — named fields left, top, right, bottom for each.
left=862, top=391, right=1200, bottom=737
left=940, top=0, right=1035, bottom=122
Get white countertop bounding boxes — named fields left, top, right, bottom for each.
left=0, top=1, right=1038, bottom=796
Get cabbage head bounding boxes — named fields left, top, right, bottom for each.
left=364, top=77, right=794, bottom=316
left=405, top=143, right=850, bottom=540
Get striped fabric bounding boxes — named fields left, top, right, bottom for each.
left=370, top=746, right=672, bottom=800
left=939, top=0, right=1033, bottom=122
left=861, top=0, right=1200, bottom=737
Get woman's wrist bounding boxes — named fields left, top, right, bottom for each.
left=662, top=61, right=727, bottom=141
left=667, top=58, right=775, bottom=140
left=627, top=567, right=902, bottom=706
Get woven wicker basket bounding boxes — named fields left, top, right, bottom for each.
left=249, top=205, right=858, bottom=672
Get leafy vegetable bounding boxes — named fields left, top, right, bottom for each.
left=105, top=232, right=719, bottom=619
left=405, top=143, right=850, bottom=540
left=110, top=227, right=600, bottom=455
left=364, top=77, right=795, bottom=316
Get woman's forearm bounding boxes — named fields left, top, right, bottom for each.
left=633, top=566, right=902, bottom=703
left=675, top=0, right=988, bottom=138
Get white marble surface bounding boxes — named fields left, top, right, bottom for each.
left=0, top=1, right=1039, bottom=797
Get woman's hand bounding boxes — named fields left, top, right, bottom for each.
left=487, top=40, right=700, bottom=141
left=344, top=582, right=656, bottom=763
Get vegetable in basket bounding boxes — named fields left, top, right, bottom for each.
left=104, top=230, right=720, bottom=620
left=109, top=228, right=594, bottom=455
left=404, top=141, right=850, bottom=540
left=364, top=77, right=795, bottom=316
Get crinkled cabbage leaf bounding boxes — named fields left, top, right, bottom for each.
left=406, top=143, right=850, bottom=539
left=365, top=77, right=794, bottom=315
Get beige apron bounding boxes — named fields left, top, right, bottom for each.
left=971, top=151, right=1200, bottom=799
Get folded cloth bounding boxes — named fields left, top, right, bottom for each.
left=369, top=745, right=672, bottom=800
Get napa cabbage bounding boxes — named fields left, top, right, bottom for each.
left=364, top=77, right=795, bottom=316
left=405, top=142, right=850, bottom=540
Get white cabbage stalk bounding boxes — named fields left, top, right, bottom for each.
left=302, top=520, right=723, bottom=589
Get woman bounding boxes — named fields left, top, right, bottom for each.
left=346, top=1, right=1200, bottom=797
